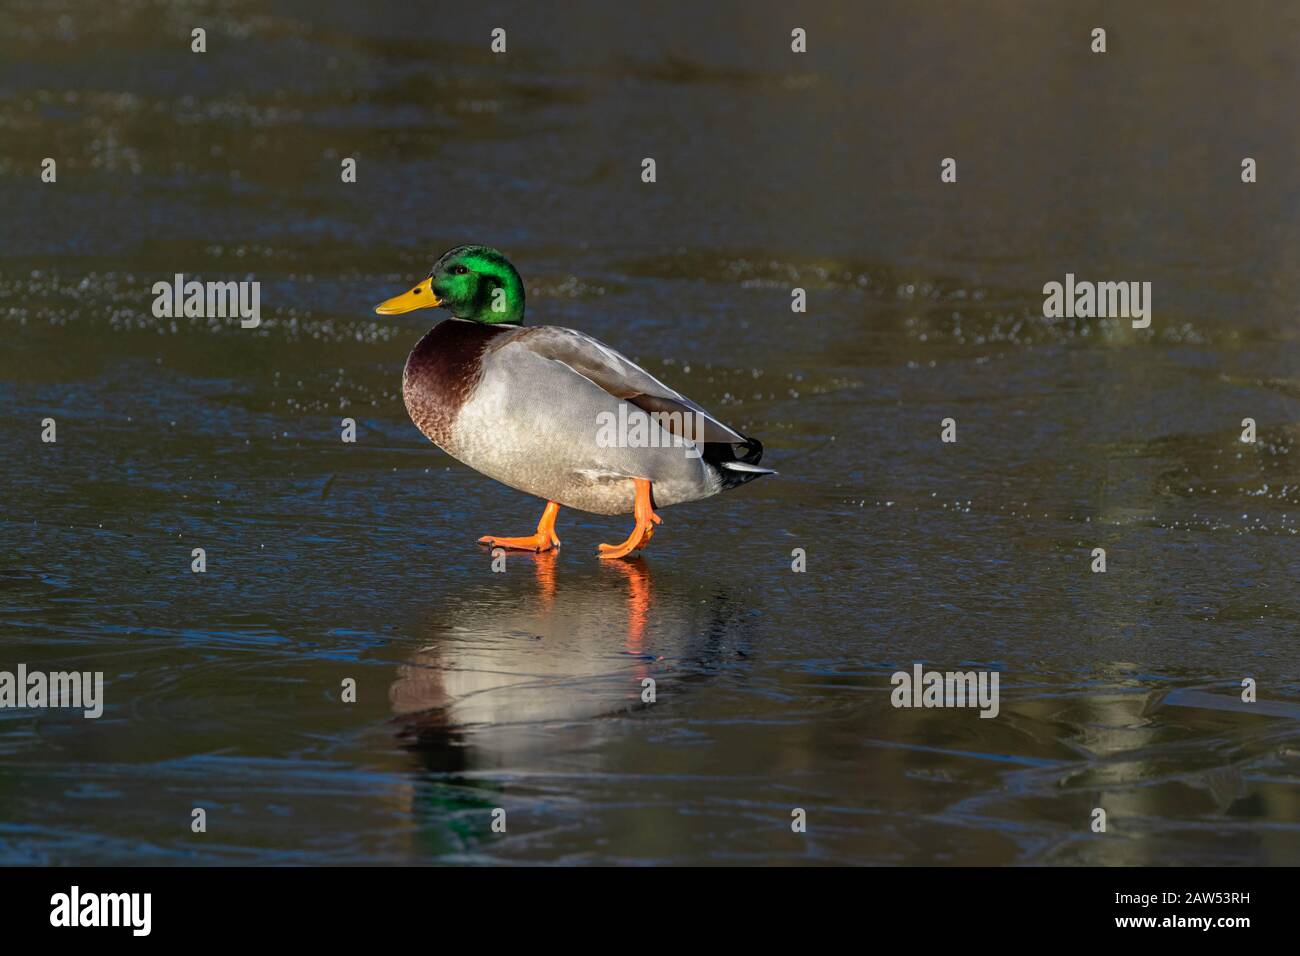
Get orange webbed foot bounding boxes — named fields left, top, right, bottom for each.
left=598, top=479, right=660, bottom=560
left=478, top=501, right=561, bottom=553
left=478, top=532, right=558, bottom=552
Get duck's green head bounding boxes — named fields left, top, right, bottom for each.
left=374, top=245, right=525, bottom=324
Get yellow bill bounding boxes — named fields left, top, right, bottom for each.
left=375, top=276, right=441, bottom=315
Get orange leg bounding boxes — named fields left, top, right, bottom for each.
left=478, top=501, right=561, bottom=552
left=598, top=479, right=662, bottom=560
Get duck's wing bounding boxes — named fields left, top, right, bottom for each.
left=502, top=325, right=750, bottom=447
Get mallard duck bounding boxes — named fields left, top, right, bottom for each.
left=375, top=245, right=773, bottom=559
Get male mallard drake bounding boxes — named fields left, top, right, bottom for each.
left=375, top=245, right=773, bottom=559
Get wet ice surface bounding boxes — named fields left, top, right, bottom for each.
left=1, top=1, right=1299, bottom=864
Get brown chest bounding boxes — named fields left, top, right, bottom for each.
left=402, top=319, right=514, bottom=449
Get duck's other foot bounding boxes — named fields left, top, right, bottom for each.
left=598, top=479, right=661, bottom=560
left=478, top=501, right=561, bottom=552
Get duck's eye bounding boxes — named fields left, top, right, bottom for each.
left=450, top=265, right=469, bottom=275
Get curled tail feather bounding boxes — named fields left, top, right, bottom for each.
left=704, top=435, right=776, bottom=490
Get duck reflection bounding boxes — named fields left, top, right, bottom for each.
left=390, top=555, right=747, bottom=774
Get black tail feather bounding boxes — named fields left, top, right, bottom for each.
left=703, top=435, right=775, bottom=490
